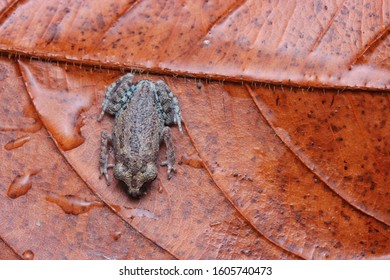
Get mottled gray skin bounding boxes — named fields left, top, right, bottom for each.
left=98, top=73, right=182, bottom=197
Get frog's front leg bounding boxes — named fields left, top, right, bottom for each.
left=98, top=73, right=135, bottom=121
left=160, top=126, right=177, bottom=179
left=100, top=130, right=115, bottom=185
left=155, top=80, right=183, bottom=133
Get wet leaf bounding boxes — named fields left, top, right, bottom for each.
left=0, top=238, right=19, bottom=260
left=249, top=86, right=390, bottom=225
left=0, top=58, right=174, bottom=260
left=16, top=59, right=297, bottom=259
left=0, top=0, right=389, bottom=260
left=171, top=79, right=389, bottom=259
left=0, top=0, right=388, bottom=90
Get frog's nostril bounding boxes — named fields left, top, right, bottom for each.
left=131, top=178, right=137, bottom=188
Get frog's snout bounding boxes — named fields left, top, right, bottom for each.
left=127, top=186, right=145, bottom=198
left=121, top=175, right=145, bottom=198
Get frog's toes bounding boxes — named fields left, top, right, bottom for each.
left=161, top=161, right=177, bottom=179
left=167, top=166, right=177, bottom=179
left=99, top=169, right=109, bottom=185
left=100, top=164, right=114, bottom=185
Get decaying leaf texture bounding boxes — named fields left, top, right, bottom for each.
left=171, top=79, right=389, bottom=259
left=0, top=238, right=19, bottom=260
left=6, top=58, right=387, bottom=259
left=0, top=0, right=388, bottom=90
left=0, top=0, right=389, bottom=260
left=250, top=86, right=390, bottom=225
left=17, top=59, right=298, bottom=260
left=0, top=58, right=174, bottom=260
left=0, top=0, right=14, bottom=14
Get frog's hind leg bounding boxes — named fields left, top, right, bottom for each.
left=160, top=126, right=177, bottom=179
left=98, top=73, right=135, bottom=121
left=155, top=80, right=183, bottom=133
left=100, top=130, right=115, bottom=185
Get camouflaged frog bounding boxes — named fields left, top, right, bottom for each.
left=98, top=73, right=182, bottom=197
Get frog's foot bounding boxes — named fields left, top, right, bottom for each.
left=100, top=130, right=114, bottom=185
left=161, top=161, right=177, bottom=179
left=98, top=73, right=135, bottom=121
left=100, top=163, right=115, bottom=185
left=155, top=80, right=183, bottom=134
left=161, top=126, right=176, bottom=179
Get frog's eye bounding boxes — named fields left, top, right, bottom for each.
left=114, top=163, right=129, bottom=179
left=144, top=163, right=158, bottom=181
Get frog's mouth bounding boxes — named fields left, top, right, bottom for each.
left=119, top=178, right=150, bottom=198
left=133, top=185, right=150, bottom=198
left=131, top=178, right=138, bottom=189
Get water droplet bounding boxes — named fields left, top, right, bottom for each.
left=179, top=154, right=204, bottom=169
left=240, top=249, right=252, bottom=256
left=202, top=39, right=211, bottom=46
left=253, top=146, right=266, bottom=157
left=7, top=169, right=40, bottom=199
left=112, top=231, right=122, bottom=241
left=22, top=104, right=42, bottom=132
left=4, top=135, right=31, bottom=150
left=22, top=250, right=34, bottom=260
left=0, top=104, right=42, bottom=133
left=19, top=62, right=94, bottom=151
left=110, top=204, right=121, bottom=213
left=209, top=221, right=222, bottom=227
left=123, top=206, right=157, bottom=220
left=45, top=193, right=104, bottom=215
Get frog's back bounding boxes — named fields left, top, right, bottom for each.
left=113, top=81, right=163, bottom=162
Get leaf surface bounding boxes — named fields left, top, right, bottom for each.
left=16, top=59, right=297, bottom=259
left=0, top=0, right=388, bottom=89
left=171, top=78, right=389, bottom=259
left=250, top=86, right=390, bottom=225
left=0, top=58, right=174, bottom=259
left=0, top=0, right=389, bottom=259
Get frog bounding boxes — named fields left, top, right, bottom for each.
left=98, top=73, right=183, bottom=197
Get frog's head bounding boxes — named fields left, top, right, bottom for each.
left=114, top=162, right=158, bottom=198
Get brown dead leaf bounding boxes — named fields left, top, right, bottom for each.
left=249, top=86, right=390, bottom=225
left=171, top=79, right=389, bottom=259
left=0, top=0, right=388, bottom=90
left=0, top=237, right=19, bottom=260
left=0, top=58, right=174, bottom=259
left=0, top=0, right=389, bottom=260
left=16, top=59, right=297, bottom=259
